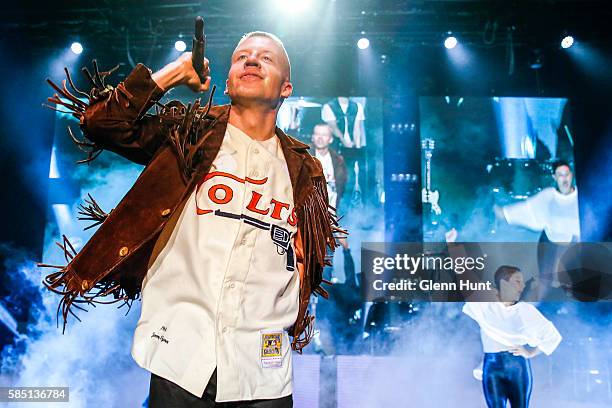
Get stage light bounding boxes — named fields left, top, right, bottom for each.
left=561, top=35, right=574, bottom=49
left=70, top=42, right=83, bottom=55
left=444, top=36, right=458, bottom=49
left=280, top=0, right=312, bottom=13
left=357, top=37, right=370, bottom=50
left=49, top=146, right=60, bottom=179
left=175, top=40, right=187, bottom=52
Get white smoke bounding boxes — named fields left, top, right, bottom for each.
left=1, top=162, right=150, bottom=408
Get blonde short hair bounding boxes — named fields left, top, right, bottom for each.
left=236, top=31, right=291, bottom=80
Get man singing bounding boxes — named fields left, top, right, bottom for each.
left=43, top=30, right=341, bottom=407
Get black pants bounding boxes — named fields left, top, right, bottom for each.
left=148, top=369, right=293, bottom=408
left=482, top=352, right=533, bottom=408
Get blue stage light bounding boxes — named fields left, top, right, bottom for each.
left=357, top=37, right=370, bottom=50
left=70, top=42, right=83, bottom=55
left=281, top=0, right=312, bottom=13
left=175, top=40, right=187, bottom=52
left=444, top=36, right=458, bottom=49
left=561, top=35, right=574, bottom=49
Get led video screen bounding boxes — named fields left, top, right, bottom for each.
left=419, top=97, right=578, bottom=244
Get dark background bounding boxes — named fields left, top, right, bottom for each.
left=0, top=0, right=610, bottom=258
left=0, top=4, right=611, bottom=403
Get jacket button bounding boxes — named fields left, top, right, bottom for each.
left=81, top=280, right=90, bottom=291
left=161, top=208, right=171, bottom=217
left=119, top=246, right=129, bottom=257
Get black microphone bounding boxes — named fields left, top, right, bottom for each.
left=192, top=16, right=207, bottom=84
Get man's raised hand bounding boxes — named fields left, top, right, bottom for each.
left=151, top=52, right=210, bottom=93
left=151, top=15, right=210, bottom=93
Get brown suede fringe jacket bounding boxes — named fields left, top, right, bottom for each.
left=41, top=61, right=344, bottom=352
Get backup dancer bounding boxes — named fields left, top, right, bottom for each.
left=463, top=265, right=562, bottom=408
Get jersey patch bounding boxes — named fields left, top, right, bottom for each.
left=260, top=330, right=283, bottom=368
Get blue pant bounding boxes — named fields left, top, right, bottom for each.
left=482, top=352, right=533, bottom=408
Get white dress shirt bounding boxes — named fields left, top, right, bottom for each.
left=315, top=150, right=337, bottom=209
left=131, top=124, right=300, bottom=402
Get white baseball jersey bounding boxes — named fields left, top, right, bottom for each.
left=131, top=123, right=300, bottom=402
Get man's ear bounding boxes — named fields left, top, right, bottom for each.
left=224, top=78, right=229, bottom=95
left=281, top=81, right=293, bottom=98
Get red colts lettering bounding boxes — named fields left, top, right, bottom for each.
left=196, top=172, right=297, bottom=226
left=209, top=184, right=233, bottom=204
left=246, top=192, right=269, bottom=215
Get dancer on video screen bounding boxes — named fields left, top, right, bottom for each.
left=494, top=160, right=580, bottom=291
left=494, top=160, right=579, bottom=243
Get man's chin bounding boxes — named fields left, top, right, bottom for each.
left=229, top=92, right=281, bottom=110
left=230, top=91, right=263, bottom=103
left=232, top=87, right=263, bottom=97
